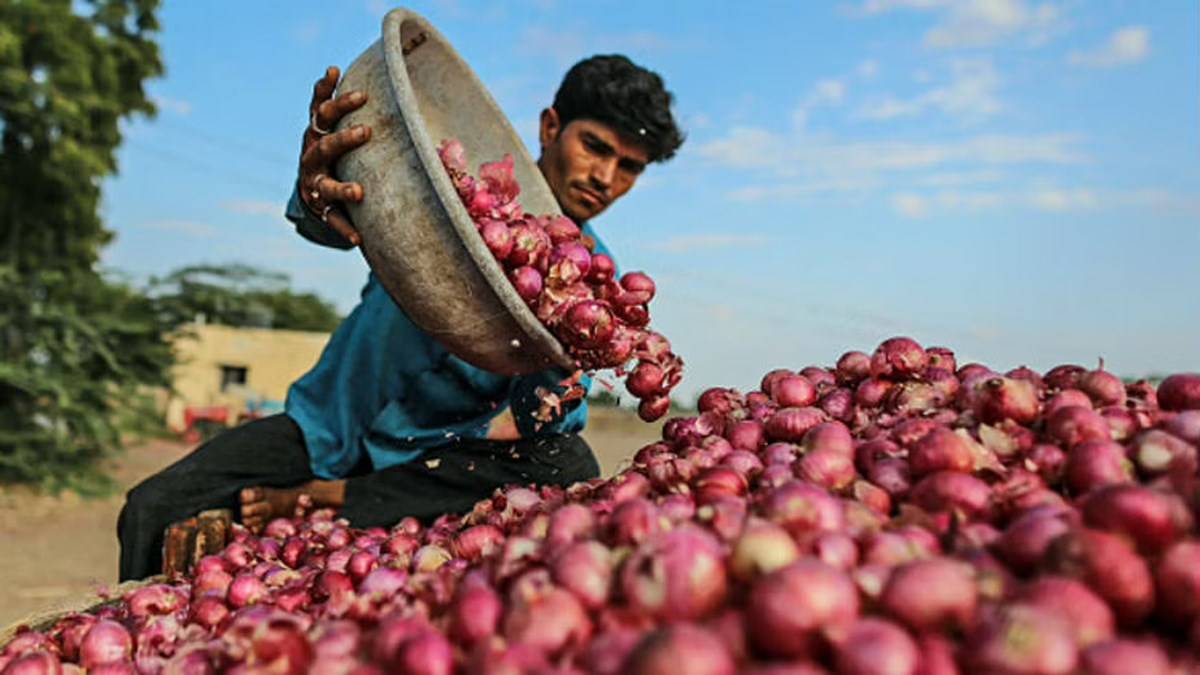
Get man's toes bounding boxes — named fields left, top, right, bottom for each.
left=244, top=516, right=263, bottom=533
left=240, top=486, right=262, bottom=504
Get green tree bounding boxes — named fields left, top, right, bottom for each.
left=0, top=0, right=173, bottom=489
left=150, top=263, right=343, bottom=333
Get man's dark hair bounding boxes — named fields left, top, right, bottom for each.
left=552, top=54, right=685, bottom=163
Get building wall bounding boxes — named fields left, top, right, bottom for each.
left=165, top=323, right=330, bottom=431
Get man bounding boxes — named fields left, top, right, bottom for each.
left=117, top=54, right=684, bottom=581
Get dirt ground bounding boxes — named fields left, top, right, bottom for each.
left=0, top=407, right=661, bottom=629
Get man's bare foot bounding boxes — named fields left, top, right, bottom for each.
left=239, top=479, right=348, bottom=533
left=239, top=486, right=306, bottom=533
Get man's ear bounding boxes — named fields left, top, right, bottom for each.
left=539, top=107, right=561, bottom=149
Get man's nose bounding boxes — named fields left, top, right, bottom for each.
left=590, top=159, right=616, bottom=190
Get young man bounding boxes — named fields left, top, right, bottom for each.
left=117, top=55, right=684, bottom=581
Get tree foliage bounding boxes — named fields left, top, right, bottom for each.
left=150, top=263, right=343, bottom=333
left=0, top=0, right=172, bottom=488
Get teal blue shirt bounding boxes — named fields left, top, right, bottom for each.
left=282, top=188, right=606, bottom=479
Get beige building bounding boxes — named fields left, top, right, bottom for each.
left=164, top=323, right=331, bottom=432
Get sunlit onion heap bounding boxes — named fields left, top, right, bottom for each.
left=5, top=337, right=1200, bottom=674
left=437, top=140, right=683, bottom=423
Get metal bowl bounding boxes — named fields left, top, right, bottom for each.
left=335, top=7, right=574, bottom=375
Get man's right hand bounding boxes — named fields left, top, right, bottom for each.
left=299, top=65, right=373, bottom=247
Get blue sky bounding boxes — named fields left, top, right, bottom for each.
left=101, top=0, right=1199, bottom=402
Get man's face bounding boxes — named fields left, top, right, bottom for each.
left=537, top=109, right=650, bottom=222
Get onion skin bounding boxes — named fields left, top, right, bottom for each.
left=1080, top=484, right=1193, bottom=554
left=967, top=604, right=1079, bottom=675
left=870, top=337, right=928, bottom=379
left=1154, top=540, right=1200, bottom=626
left=1016, top=576, right=1116, bottom=646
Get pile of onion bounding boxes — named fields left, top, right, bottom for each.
left=4, top=337, right=1200, bottom=674
left=438, top=140, right=683, bottom=422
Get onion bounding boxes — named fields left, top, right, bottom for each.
left=760, top=481, right=845, bottom=536
left=765, top=407, right=828, bottom=443
left=1079, top=639, right=1171, bottom=675
left=620, top=526, right=727, bottom=621
left=727, top=419, right=766, bottom=451
left=832, top=617, right=919, bottom=675
left=507, top=266, right=543, bottom=303
left=867, top=458, right=912, bottom=499
left=622, top=624, right=736, bottom=675
left=1129, top=429, right=1197, bottom=476
left=1154, top=540, right=1200, bottom=626
left=802, top=421, right=854, bottom=457
left=909, top=471, right=992, bottom=519
left=1046, top=406, right=1111, bottom=448
left=908, top=427, right=974, bottom=476
left=1044, top=364, right=1087, bottom=390
left=773, top=375, right=817, bottom=407
left=1025, top=443, right=1068, bottom=485
left=1064, top=440, right=1134, bottom=495
left=551, top=541, right=613, bottom=608
left=79, top=620, right=133, bottom=670
left=1163, top=410, right=1200, bottom=444
left=1080, top=368, right=1126, bottom=407
left=693, top=466, right=748, bottom=504
left=227, top=573, right=267, bottom=608
left=995, top=508, right=1074, bottom=574
left=1080, top=484, right=1192, bottom=554
left=818, top=387, right=856, bottom=421
left=560, top=300, right=615, bottom=350
left=870, top=337, right=928, bottom=379
left=836, top=350, right=872, bottom=383
left=967, top=604, right=1078, bottom=675
left=1158, top=373, right=1200, bottom=411
left=1017, top=576, right=1116, bottom=646
left=1042, top=528, right=1155, bottom=627
left=880, top=558, right=978, bottom=633
left=855, top=378, right=894, bottom=408
left=746, top=559, right=859, bottom=658
left=973, top=376, right=1039, bottom=425
left=453, top=524, right=506, bottom=561
left=730, top=519, right=801, bottom=582
left=604, top=497, right=664, bottom=546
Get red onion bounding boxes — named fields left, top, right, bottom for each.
left=908, top=427, right=974, bottom=476
left=623, top=624, right=735, bottom=675
left=855, top=378, right=893, bottom=408
left=995, top=508, right=1075, bottom=574
left=795, top=447, right=856, bottom=491
left=967, top=604, right=1078, bottom=675
left=1047, top=406, right=1111, bottom=448
left=818, top=387, right=856, bottom=421
left=880, top=558, right=978, bottom=633
left=837, top=350, right=872, bottom=383
left=621, top=526, right=727, bottom=621
left=909, top=471, right=992, bottom=519
left=973, top=376, right=1040, bottom=425
left=1064, top=440, right=1134, bottom=495
left=1158, top=373, right=1200, bottom=411
left=765, top=407, right=828, bottom=442
left=1163, top=410, right=1200, bottom=444
left=79, top=620, right=133, bottom=670
left=1017, top=576, right=1116, bottom=646
left=507, top=266, right=543, bottom=303
left=1129, top=429, right=1197, bottom=476
left=1081, top=484, right=1192, bottom=554
left=730, top=520, right=801, bottom=582
left=1044, top=364, right=1087, bottom=390
left=773, top=375, right=817, bottom=407
left=1043, top=528, right=1155, bottom=627
left=727, top=419, right=766, bottom=451
left=760, top=481, right=845, bottom=536
left=832, top=617, right=919, bottom=675
left=1156, top=541, right=1200, bottom=626
left=551, top=541, right=613, bottom=608
left=867, top=457, right=912, bottom=499
left=746, top=559, right=859, bottom=658
left=870, top=337, right=928, bottom=379
left=1079, top=639, right=1171, bottom=675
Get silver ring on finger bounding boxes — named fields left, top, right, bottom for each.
left=310, top=110, right=332, bottom=136
left=310, top=173, right=327, bottom=202
left=320, top=205, right=334, bottom=223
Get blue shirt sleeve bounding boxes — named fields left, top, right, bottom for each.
left=285, top=181, right=357, bottom=250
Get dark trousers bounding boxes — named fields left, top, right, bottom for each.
left=117, top=414, right=600, bottom=581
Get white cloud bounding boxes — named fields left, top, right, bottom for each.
left=648, top=234, right=769, bottom=253
left=139, top=220, right=217, bottom=238
left=852, top=0, right=1064, bottom=49
left=792, top=78, right=848, bottom=130
left=1029, top=188, right=1098, bottom=211
left=1069, top=26, right=1150, bottom=68
left=858, top=58, right=1001, bottom=121
left=222, top=200, right=285, bottom=217
left=857, top=59, right=880, bottom=78
left=914, top=169, right=1006, bottom=187
left=153, top=95, right=192, bottom=116
left=892, top=193, right=930, bottom=218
